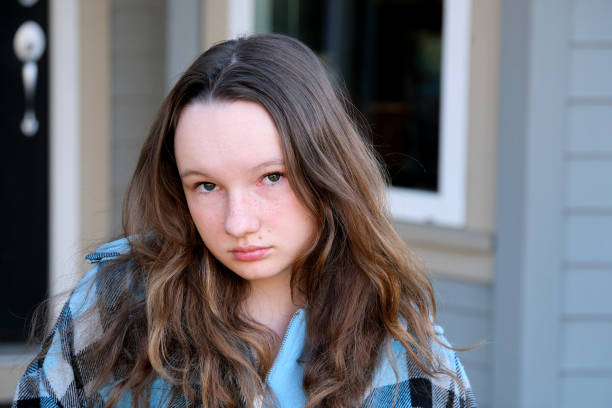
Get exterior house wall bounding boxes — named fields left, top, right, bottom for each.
left=466, top=0, right=500, bottom=233
left=80, top=0, right=112, bottom=256
left=494, top=0, right=569, bottom=405
left=435, top=277, right=492, bottom=407
left=395, top=223, right=494, bottom=407
left=561, top=0, right=612, bottom=404
left=111, top=0, right=166, bottom=234
left=495, top=0, right=612, bottom=406
left=401, top=2, right=500, bottom=406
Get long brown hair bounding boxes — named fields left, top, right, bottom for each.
left=88, top=34, right=447, bottom=407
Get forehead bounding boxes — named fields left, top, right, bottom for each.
left=174, top=100, right=284, bottom=173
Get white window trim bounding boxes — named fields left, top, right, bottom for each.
left=390, top=0, right=471, bottom=227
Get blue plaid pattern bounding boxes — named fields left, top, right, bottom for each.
left=12, top=239, right=477, bottom=407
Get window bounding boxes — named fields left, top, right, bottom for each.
left=256, top=0, right=470, bottom=226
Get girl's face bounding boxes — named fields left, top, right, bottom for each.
left=174, top=100, right=316, bottom=285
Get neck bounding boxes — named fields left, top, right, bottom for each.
left=243, top=272, right=304, bottom=340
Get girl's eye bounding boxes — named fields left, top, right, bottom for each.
left=263, top=172, right=283, bottom=185
left=197, top=182, right=217, bottom=193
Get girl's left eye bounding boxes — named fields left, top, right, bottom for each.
left=262, top=172, right=283, bottom=185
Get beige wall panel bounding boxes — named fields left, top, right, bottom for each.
left=202, top=0, right=229, bottom=50
left=80, top=1, right=112, bottom=255
left=412, top=245, right=492, bottom=283
left=396, top=221, right=494, bottom=283
left=465, top=0, right=500, bottom=232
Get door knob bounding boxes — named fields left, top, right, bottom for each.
left=13, top=20, right=46, bottom=137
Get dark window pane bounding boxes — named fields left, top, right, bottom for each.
left=270, top=0, right=442, bottom=192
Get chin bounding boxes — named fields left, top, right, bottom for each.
left=229, top=264, right=289, bottom=282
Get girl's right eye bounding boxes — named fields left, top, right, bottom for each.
left=196, top=182, right=217, bottom=193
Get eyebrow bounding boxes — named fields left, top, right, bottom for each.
left=179, top=159, right=285, bottom=179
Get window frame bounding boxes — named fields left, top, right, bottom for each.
left=389, top=0, right=471, bottom=227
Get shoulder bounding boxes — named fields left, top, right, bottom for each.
left=39, top=238, right=132, bottom=328
left=55, top=236, right=134, bottom=348
left=64, top=237, right=133, bottom=314
left=364, top=325, right=477, bottom=408
left=12, top=238, right=135, bottom=407
left=85, top=237, right=132, bottom=264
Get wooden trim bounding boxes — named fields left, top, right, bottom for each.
left=79, top=0, right=112, bottom=256
left=395, top=221, right=494, bottom=284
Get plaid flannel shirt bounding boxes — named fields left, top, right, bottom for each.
left=13, top=239, right=477, bottom=407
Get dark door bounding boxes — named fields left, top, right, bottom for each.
left=0, top=0, right=49, bottom=342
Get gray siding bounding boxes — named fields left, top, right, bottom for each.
left=560, top=376, right=612, bottom=407
left=569, top=49, right=612, bottom=97
left=561, top=0, right=612, bottom=403
left=568, top=105, right=612, bottom=152
left=111, top=0, right=166, bottom=233
left=434, top=277, right=492, bottom=408
left=494, top=0, right=569, bottom=405
left=572, top=0, right=612, bottom=41
left=567, top=160, right=612, bottom=207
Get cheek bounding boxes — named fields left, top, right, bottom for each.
left=274, top=194, right=316, bottom=237
left=187, top=201, right=225, bottom=242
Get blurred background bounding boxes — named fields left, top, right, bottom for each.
left=1, top=0, right=611, bottom=406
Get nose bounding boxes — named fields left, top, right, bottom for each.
left=224, top=191, right=260, bottom=238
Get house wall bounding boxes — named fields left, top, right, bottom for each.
left=435, top=277, right=492, bottom=407
left=165, top=0, right=200, bottom=92
left=400, top=2, right=499, bottom=406
left=80, top=0, right=112, bottom=255
left=495, top=0, right=612, bottom=405
left=111, top=0, right=166, bottom=234
left=561, top=0, right=612, bottom=404
left=398, top=225, right=494, bottom=407
left=494, top=0, right=569, bottom=405
left=465, top=0, right=500, bottom=233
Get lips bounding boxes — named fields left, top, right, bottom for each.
left=230, top=246, right=271, bottom=261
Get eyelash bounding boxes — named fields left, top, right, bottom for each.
left=195, top=172, right=284, bottom=193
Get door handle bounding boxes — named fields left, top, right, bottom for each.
left=13, top=20, right=46, bottom=137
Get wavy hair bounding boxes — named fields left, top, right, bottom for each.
left=88, top=34, right=448, bottom=407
